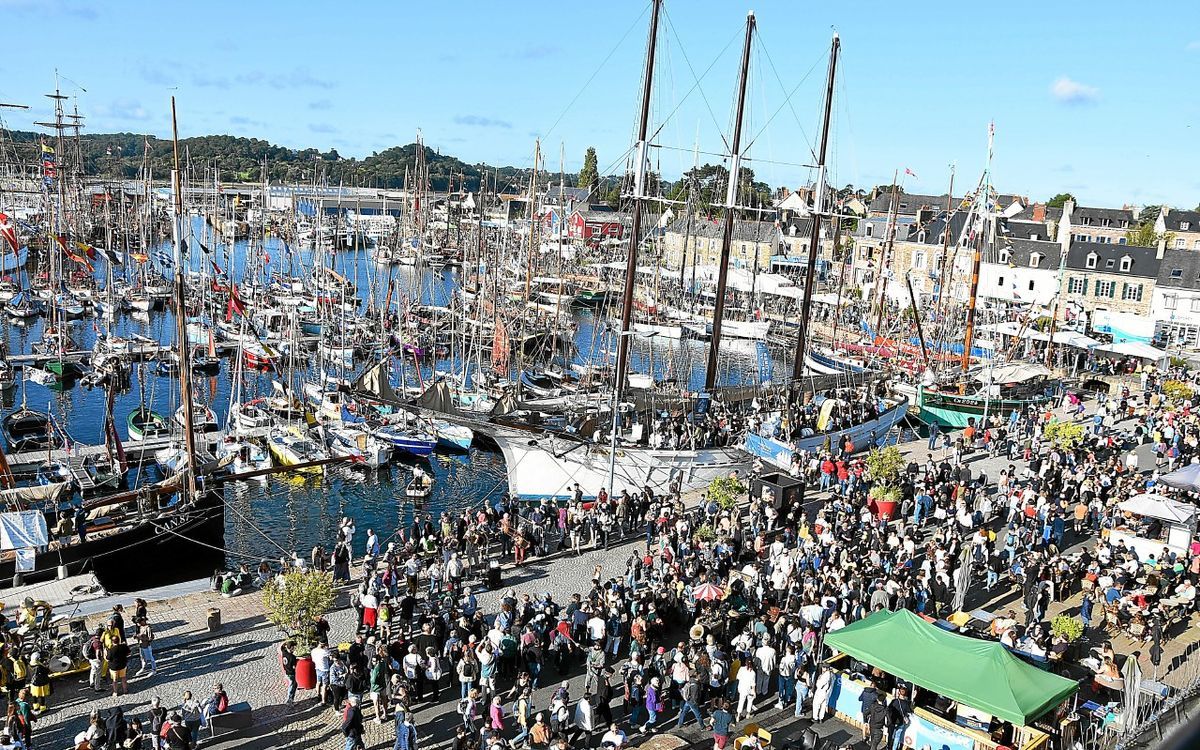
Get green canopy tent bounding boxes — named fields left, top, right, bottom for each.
left=823, top=609, right=1078, bottom=726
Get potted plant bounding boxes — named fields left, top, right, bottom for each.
left=263, top=569, right=336, bottom=690
left=707, top=475, right=747, bottom=512
left=865, top=445, right=905, bottom=520
left=1043, top=419, right=1086, bottom=451
left=1050, top=614, right=1085, bottom=660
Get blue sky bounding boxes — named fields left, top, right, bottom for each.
left=0, top=0, right=1197, bottom=208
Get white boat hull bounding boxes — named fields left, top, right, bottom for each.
left=486, top=426, right=749, bottom=501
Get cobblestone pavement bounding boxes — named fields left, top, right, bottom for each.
left=34, top=410, right=1191, bottom=750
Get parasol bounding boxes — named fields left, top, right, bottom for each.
left=693, top=582, right=725, bottom=602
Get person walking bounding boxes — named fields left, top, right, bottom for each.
left=135, top=617, right=157, bottom=676
left=675, top=677, right=704, bottom=728
left=341, top=695, right=366, bottom=750
left=279, top=641, right=299, bottom=709
left=393, top=710, right=418, bottom=750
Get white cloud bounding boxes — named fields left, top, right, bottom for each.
left=1050, top=76, right=1099, bottom=105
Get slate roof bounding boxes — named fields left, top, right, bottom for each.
left=666, top=217, right=779, bottom=243
left=1000, top=238, right=1062, bottom=269
left=1064, top=241, right=1158, bottom=278
left=544, top=186, right=592, bottom=205
left=1001, top=220, right=1050, bottom=241
left=1155, top=248, right=1200, bottom=290
left=1071, top=206, right=1134, bottom=226
left=1014, top=205, right=1063, bottom=223
left=1163, top=209, right=1200, bottom=233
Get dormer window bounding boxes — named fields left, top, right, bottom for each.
left=998, top=249, right=1010, bottom=264
left=1085, top=252, right=1098, bottom=269
left=1182, top=222, right=1191, bottom=231
left=1106, top=259, right=1115, bottom=269
left=917, top=231, right=926, bottom=243
left=1171, top=268, right=1184, bottom=279
left=1029, top=233, right=1039, bottom=240
left=1120, top=255, right=1132, bottom=272
left=1030, top=252, right=1042, bottom=268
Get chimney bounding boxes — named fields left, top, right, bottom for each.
left=1032, top=203, right=1046, bottom=223
left=1157, top=205, right=1168, bottom=259
left=1057, top=199, right=1074, bottom=257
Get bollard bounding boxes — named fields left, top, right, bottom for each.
left=207, top=607, right=222, bottom=632
left=57, top=565, right=68, bottom=580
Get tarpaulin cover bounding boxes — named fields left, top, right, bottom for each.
left=822, top=609, right=1078, bottom=725
left=0, top=511, right=48, bottom=551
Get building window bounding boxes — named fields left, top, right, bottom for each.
left=1182, top=222, right=1191, bottom=231
left=1067, top=277, right=1087, bottom=295
left=1096, top=280, right=1116, bottom=298
left=1106, top=259, right=1115, bottom=269
left=1121, top=283, right=1143, bottom=302
left=1193, top=298, right=1200, bottom=313
left=1030, top=253, right=1041, bottom=268
left=1172, top=268, right=1184, bottom=279
left=1164, top=295, right=1178, bottom=310
left=1028, top=279, right=1035, bottom=291
left=1101, top=218, right=1111, bottom=227
left=865, top=224, right=873, bottom=237
left=998, top=249, right=1010, bottom=264
left=914, top=252, right=926, bottom=269
left=1195, top=240, right=1200, bottom=250
left=1085, top=253, right=1098, bottom=269
left=1029, top=233, right=1039, bottom=240
left=997, top=276, right=1004, bottom=288
left=1118, top=238, right=1127, bottom=245
left=1120, top=256, right=1132, bottom=272
left=1177, top=238, right=1187, bottom=248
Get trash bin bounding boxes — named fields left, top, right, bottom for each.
left=487, top=562, right=502, bottom=590
left=207, top=607, right=222, bottom=632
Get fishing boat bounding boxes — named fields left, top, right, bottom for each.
left=174, top=402, right=219, bottom=433
left=371, top=422, right=437, bottom=457
left=266, top=428, right=327, bottom=475
left=229, top=399, right=275, bottom=431
left=4, top=292, right=41, bottom=319
left=127, top=406, right=169, bottom=442
left=914, top=363, right=1053, bottom=428
left=216, top=436, right=272, bottom=478
left=404, top=466, right=433, bottom=500
left=324, top=424, right=392, bottom=468
left=3, top=407, right=53, bottom=452
left=432, top=420, right=473, bottom=452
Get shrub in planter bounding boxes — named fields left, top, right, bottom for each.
left=707, top=476, right=747, bottom=511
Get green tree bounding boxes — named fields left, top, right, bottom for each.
left=262, top=569, right=336, bottom=655
left=578, top=146, right=599, bottom=191
left=1125, top=222, right=1174, bottom=248
left=1046, top=192, right=1075, bottom=208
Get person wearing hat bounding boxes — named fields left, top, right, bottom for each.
left=27, top=652, right=49, bottom=714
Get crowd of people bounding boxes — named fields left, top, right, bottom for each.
left=52, top=362, right=1200, bottom=750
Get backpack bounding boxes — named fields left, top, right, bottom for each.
left=217, top=693, right=229, bottom=713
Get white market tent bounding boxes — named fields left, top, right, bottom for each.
left=1119, top=494, right=1197, bottom=525
left=1091, top=341, right=1170, bottom=362
left=1111, top=493, right=1198, bottom=559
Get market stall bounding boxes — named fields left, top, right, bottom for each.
left=1109, top=493, right=1197, bottom=561
left=822, top=609, right=1078, bottom=750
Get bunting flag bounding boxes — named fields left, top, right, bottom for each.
left=130, top=252, right=149, bottom=263
left=904, top=168, right=918, bottom=179
left=98, top=245, right=122, bottom=266
left=153, top=250, right=174, bottom=267
left=74, top=241, right=98, bottom=260
left=40, top=143, right=56, bottom=187
left=0, top=212, right=19, bottom=255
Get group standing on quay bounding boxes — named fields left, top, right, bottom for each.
left=39, top=365, right=1200, bottom=750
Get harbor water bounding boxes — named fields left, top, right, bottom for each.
left=5, top=217, right=789, bottom=575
